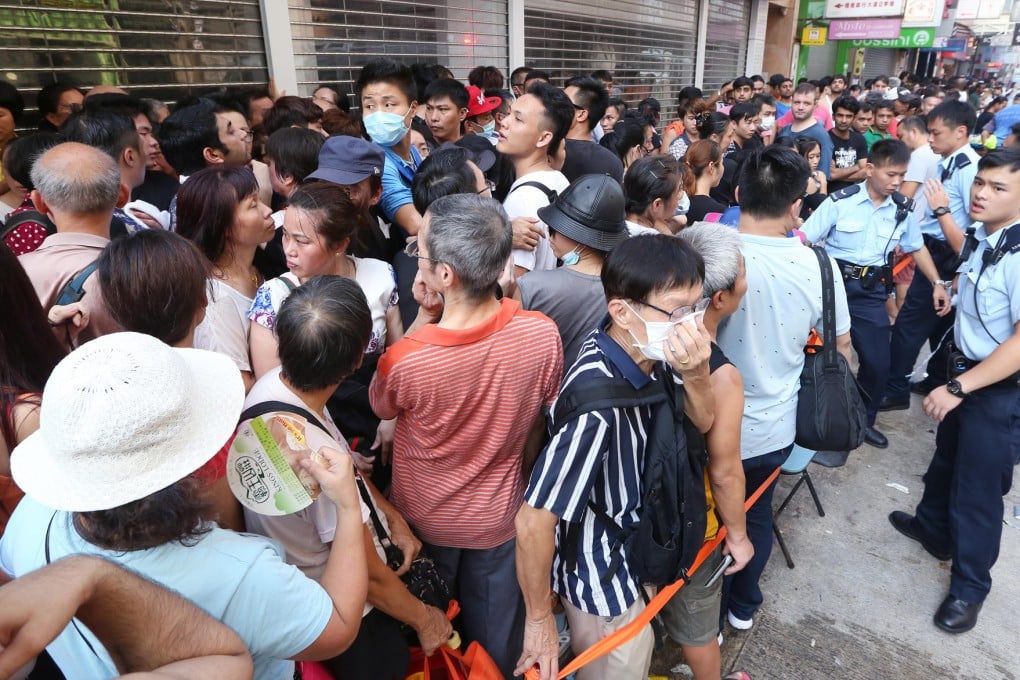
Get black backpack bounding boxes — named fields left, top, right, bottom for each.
left=554, top=364, right=708, bottom=588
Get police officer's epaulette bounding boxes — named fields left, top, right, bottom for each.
left=951, top=152, right=972, bottom=172
left=983, top=225, right=1020, bottom=268
left=829, top=185, right=861, bottom=201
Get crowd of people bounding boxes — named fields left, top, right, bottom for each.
left=0, top=60, right=1018, bottom=680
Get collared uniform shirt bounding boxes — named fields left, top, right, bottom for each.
left=801, top=181, right=922, bottom=266
left=954, top=223, right=1020, bottom=361
left=917, top=145, right=979, bottom=240
left=525, top=324, right=668, bottom=617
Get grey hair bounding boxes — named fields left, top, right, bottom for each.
left=678, top=222, right=742, bottom=297
left=31, top=142, right=121, bottom=214
left=424, top=194, right=512, bottom=298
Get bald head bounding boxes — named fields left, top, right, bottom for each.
left=31, top=142, right=121, bottom=215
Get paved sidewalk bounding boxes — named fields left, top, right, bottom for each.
left=650, top=394, right=1020, bottom=679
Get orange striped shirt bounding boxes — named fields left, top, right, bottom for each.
left=370, top=299, right=563, bottom=548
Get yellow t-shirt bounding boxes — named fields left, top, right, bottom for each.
left=703, top=469, right=718, bottom=540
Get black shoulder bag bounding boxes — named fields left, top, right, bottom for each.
left=796, top=247, right=868, bottom=451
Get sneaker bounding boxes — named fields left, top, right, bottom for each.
left=727, top=610, right=753, bottom=630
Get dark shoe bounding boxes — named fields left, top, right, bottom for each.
left=878, top=395, right=910, bottom=411
left=934, top=595, right=982, bottom=633
left=888, top=511, right=951, bottom=561
left=910, top=377, right=943, bottom=396
left=811, top=450, right=849, bottom=468
left=864, top=427, right=888, bottom=448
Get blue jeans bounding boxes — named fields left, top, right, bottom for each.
left=719, top=447, right=791, bottom=625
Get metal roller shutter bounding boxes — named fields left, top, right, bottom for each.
left=287, top=0, right=509, bottom=98
left=701, top=0, right=751, bottom=90
left=861, top=48, right=898, bottom=82
left=1, top=0, right=269, bottom=117
left=523, top=0, right=698, bottom=121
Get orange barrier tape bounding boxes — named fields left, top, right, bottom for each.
left=526, top=465, right=783, bottom=680
left=892, top=253, right=913, bottom=276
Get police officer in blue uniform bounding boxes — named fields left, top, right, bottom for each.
left=802, top=139, right=942, bottom=448
left=889, top=148, right=1020, bottom=634
left=881, top=101, right=980, bottom=409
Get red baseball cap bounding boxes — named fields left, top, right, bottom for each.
left=466, top=85, right=501, bottom=117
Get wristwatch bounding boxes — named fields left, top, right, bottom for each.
left=946, top=379, right=968, bottom=398
left=932, top=206, right=950, bottom=218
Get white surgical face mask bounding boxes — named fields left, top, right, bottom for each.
left=759, top=115, right=776, bottom=131
left=624, top=301, right=675, bottom=362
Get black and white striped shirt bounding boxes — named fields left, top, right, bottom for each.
left=525, top=323, right=660, bottom=616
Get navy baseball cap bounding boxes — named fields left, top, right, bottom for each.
left=307, top=135, right=386, bottom=185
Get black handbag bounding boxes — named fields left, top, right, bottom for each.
left=355, top=478, right=451, bottom=612
left=795, top=246, right=868, bottom=451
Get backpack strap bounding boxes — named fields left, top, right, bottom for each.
left=238, top=400, right=329, bottom=433
left=552, top=374, right=667, bottom=426
left=508, top=180, right=558, bottom=202
left=1, top=209, right=57, bottom=241
left=54, top=262, right=99, bottom=307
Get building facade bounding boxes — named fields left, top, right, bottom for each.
left=2, top=0, right=777, bottom=123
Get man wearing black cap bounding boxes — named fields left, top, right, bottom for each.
left=516, top=174, right=629, bottom=369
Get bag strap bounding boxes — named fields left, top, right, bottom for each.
left=54, top=261, right=99, bottom=308
left=0, top=209, right=56, bottom=241
left=553, top=375, right=667, bottom=426
left=238, top=400, right=329, bottom=433
left=238, top=400, right=395, bottom=548
left=810, top=246, right=839, bottom=370
left=509, top=180, right=558, bottom=202
left=354, top=474, right=394, bottom=548
left=45, top=513, right=104, bottom=662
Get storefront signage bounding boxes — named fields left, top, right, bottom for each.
left=830, top=18, right=903, bottom=39
left=932, top=37, right=968, bottom=51
left=802, top=26, right=828, bottom=45
left=825, top=0, right=905, bottom=19
left=902, top=0, right=942, bottom=27
left=848, top=26, right=935, bottom=48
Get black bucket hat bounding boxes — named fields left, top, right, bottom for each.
left=537, top=174, right=628, bottom=252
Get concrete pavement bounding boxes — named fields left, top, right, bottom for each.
left=650, top=393, right=1020, bottom=679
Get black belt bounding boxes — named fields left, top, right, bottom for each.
left=835, top=259, right=885, bottom=281
left=948, top=348, right=1020, bottom=390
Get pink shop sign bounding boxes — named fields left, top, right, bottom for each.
left=829, top=18, right=903, bottom=40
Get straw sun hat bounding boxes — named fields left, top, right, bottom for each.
left=12, top=332, right=245, bottom=512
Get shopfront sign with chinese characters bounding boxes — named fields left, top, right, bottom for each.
left=825, top=0, right=905, bottom=19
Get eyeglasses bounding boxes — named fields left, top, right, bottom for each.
left=571, top=102, right=585, bottom=111
left=639, top=297, right=710, bottom=324
left=477, top=179, right=496, bottom=195
left=404, top=239, right=442, bottom=263
left=237, top=127, right=254, bottom=141
left=511, top=81, right=525, bottom=88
